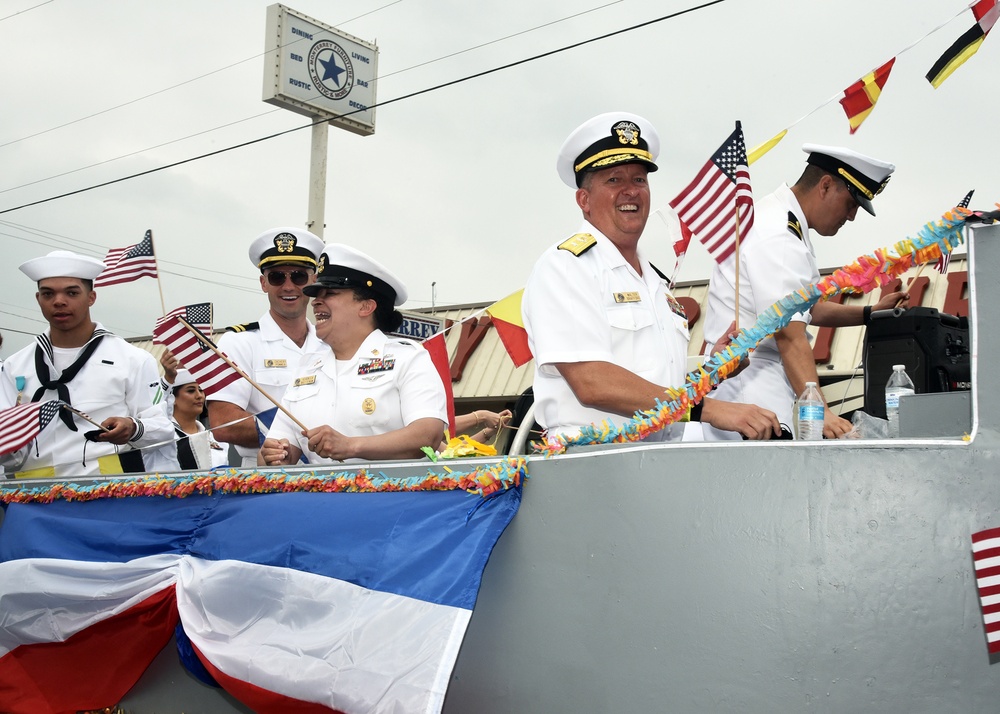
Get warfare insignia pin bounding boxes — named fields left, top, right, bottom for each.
left=362, top=397, right=376, bottom=415
left=274, top=232, right=297, bottom=253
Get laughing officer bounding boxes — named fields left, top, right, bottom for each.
left=1, top=250, right=174, bottom=477
left=702, top=145, right=909, bottom=439
left=208, top=227, right=328, bottom=467
left=260, top=244, right=447, bottom=465
left=521, top=112, right=780, bottom=443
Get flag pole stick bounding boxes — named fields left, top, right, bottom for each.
left=894, top=262, right=926, bottom=308
left=61, top=404, right=111, bottom=431
left=733, top=208, right=742, bottom=332
left=177, top=318, right=310, bottom=433
left=149, top=229, right=168, bottom=315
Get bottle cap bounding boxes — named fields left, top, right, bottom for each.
left=893, top=364, right=904, bottom=370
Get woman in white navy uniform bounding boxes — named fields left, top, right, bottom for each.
left=260, top=244, right=447, bottom=465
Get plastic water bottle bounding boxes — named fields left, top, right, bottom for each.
left=885, top=364, right=915, bottom=438
left=796, top=382, right=825, bottom=441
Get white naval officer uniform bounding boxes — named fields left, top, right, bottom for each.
left=522, top=222, right=691, bottom=441
left=266, top=329, right=447, bottom=465
left=0, top=326, right=175, bottom=477
left=212, top=312, right=329, bottom=467
left=702, top=183, right=819, bottom=435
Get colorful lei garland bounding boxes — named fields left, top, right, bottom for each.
left=533, top=207, right=972, bottom=455
left=0, top=457, right=526, bottom=505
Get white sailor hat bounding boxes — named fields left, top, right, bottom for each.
left=304, top=243, right=408, bottom=306
left=249, top=227, right=325, bottom=269
left=802, top=144, right=895, bottom=216
left=557, top=112, right=660, bottom=188
left=19, top=250, right=106, bottom=282
left=172, top=369, right=197, bottom=387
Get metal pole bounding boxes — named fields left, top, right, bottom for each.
left=307, top=118, right=329, bottom=238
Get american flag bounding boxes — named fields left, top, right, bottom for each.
left=0, top=400, right=63, bottom=456
left=154, top=302, right=213, bottom=342
left=152, top=316, right=242, bottom=396
left=669, top=121, right=754, bottom=265
left=936, top=190, right=974, bottom=274
left=972, top=526, right=1000, bottom=654
left=94, top=230, right=158, bottom=287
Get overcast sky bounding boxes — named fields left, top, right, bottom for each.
left=1, top=0, right=996, bottom=357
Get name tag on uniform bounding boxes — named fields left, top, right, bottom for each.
left=614, top=291, right=642, bottom=303
left=264, top=359, right=287, bottom=368
left=294, top=375, right=316, bottom=386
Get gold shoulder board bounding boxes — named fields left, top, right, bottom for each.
left=557, top=233, right=597, bottom=256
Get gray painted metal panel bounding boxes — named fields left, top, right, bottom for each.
left=24, top=227, right=999, bottom=711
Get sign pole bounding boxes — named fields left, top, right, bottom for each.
left=307, top=118, right=329, bottom=238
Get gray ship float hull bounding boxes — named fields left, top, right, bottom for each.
left=5, top=224, right=998, bottom=712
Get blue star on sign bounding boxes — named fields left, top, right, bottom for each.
left=319, top=52, right=346, bottom=87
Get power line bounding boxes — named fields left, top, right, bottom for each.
left=0, top=0, right=726, bottom=216
left=0, top=2, right=405, bottom=150
left=0, top=0, right=623, bottom=195
left=0, top=222, right=262, bottom=293
left=0, top=0, right=53, bottom=23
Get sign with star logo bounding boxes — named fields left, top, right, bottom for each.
left=263, top=4, right=378, bottom=136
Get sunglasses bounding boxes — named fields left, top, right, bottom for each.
left=265, top=270, right=312, bottom=287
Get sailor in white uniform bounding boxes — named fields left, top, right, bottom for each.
left=209, top=227, right=328, bottom=467
left=261, top=244, right=447, bottom=465
left=702, top=145, right=908, bottom=439
left=1, top=250, right=174, bottom=477
left=522, top=112, right=780, bottom=443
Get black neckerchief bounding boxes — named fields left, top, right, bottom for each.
left=31, top=329, right=110, bottom=431
left=174, top=425, right=199, bottom=470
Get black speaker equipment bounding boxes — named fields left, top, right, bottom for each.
left=863, top=307, right=971, bottom=418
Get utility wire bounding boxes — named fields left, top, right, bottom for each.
left=0, top=0, right=726, bottom=216
left=0, top=223, right=261, bottom=291
left=0, top=0, right=52, bottom=23
left=0, top=0, right=622, bottom=193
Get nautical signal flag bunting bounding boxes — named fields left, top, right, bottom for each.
left=927, top=0, right=998, bottom=88
left=840, top=58, right=895, bottom=134
left=485, top=289, right=533, bottom=367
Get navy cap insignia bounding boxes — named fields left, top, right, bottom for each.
left=317, top=254, right=327, bottom=274
left=274, top=232, right=297, bottom=253
left=613, top=121, right=640, bottom=146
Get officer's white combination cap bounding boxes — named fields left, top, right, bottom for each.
left=249, top=227, right=325, bottom=269
left=557, top=111, right=660, bottom=188
left=304, top=243, right=408, bottom=307
left=19, top=250, right=106, bottom=282
left=802, top=144, right=895, bottom=216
